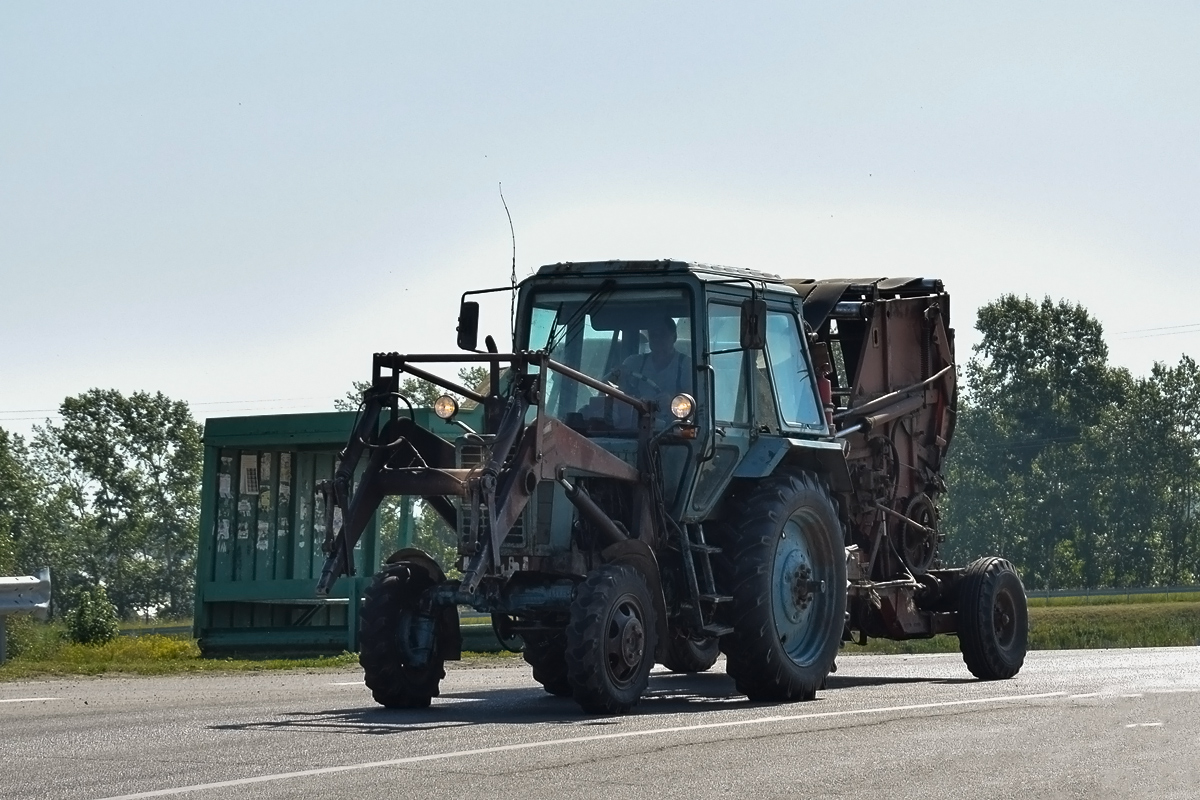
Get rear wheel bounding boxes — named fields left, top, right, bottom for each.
left=957, top=557, right=1027, bottom=680
left=719, top=471, right=846, bottom=701
left=523, top=631, right=572, bottom=697
left=566, top=564, right=658, bottom=714
left=359, top=566, right=445, bottom=709
left=662, top=630, right=720, bottom=673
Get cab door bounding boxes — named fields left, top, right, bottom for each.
left=763, top=306, right=826, bottom=434
left=686, top=298, right=754, bottom=521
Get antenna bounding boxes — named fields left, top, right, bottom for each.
left=499, top=182, right=516, bottom=345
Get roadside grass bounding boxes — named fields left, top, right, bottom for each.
left=1026, top=591, right=1200, bottom=607
left=3, top=601, right=1196, bottom=680
left=0, top=616, right=521, bottom=680
left=0, top=628, right=359, bottom=679
left=1026, top=601, right=1200, bottom=650
left=846, top=601, right=1200, bottom=656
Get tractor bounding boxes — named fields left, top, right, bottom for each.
left=316, top=260, right=1028, bottom=714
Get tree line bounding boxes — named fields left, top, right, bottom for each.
left=0, top=390, right=201, bottom=618
left=1, top=301, right=1196, bottom=621
left=943, top=296, right=1200, bottom=590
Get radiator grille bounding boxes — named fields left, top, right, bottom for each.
left=456, top=441, right=526, bottom=551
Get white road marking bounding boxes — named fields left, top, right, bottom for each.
left=96, top=691, right=1066, bottom=800
left=1070, top=693, right=1101, bottom=699
left=0, top=697, right=58, bottom=704
left=328, top=681, right=363, bottom=686
left=1121, top=693, right=1144, bottom=698
left=1125, top=722, right=1163, bottom=728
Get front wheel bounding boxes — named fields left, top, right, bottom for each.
left=957, top=557, right=1028, bottom=680
left=359, top=566, right=445, bottom=709
left=719, top=471, right=847, bottom=701
left=566, top=564, right=658, bottom=714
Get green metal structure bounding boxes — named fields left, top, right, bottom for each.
left=193, top=409, right=475, bottom=655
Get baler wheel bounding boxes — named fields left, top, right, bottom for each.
left=359, top=568, right=445, bottom=709
left=566, top=564, right=658, bottom=714
left=957, top=557, right=1028, bottom=680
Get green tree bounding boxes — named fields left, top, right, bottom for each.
left=944, top=296, right=1129, bottom=590
left=376, top=498, right=459, bottom=575
left=0, top=429, right=28, bottom=576
left=0, top=427, right=75, bottom=600
left=334, top=366, right=491, bottom=411
left=35, top=390, right=202, bottom=618
left=1076, top=357, right=1200, bottom=587
left=67, top=584, right=120, bottom=645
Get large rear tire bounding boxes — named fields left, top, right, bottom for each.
left=957, top=557, right=1027, bottom=680
left=359, top=566, right=445, bottom=709
left=566, top=564, right=658, bottom=715
left=719, top=471, right=847, bottom=701
left=523, top=631, right=573, bottom=697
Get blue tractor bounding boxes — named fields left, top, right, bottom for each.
left=317, top=260, right=1028, bottom=714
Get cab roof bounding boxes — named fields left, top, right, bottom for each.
left=530, top=261, right=944, bottom=329
left=534, top=259, right=786, bottom=285
left=533, top=261, right=939, bottom=296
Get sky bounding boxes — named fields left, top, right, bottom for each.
left=2, top=3, right=1198, bottom=436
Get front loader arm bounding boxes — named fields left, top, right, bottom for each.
left=316, top=351, right=655, bottom=598
left=315, top=386, right=463, bottom=596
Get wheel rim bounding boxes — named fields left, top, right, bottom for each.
left=603, top=593, right=647, bottom=687
left=992, top=586, right=1018, bottom=650
left=772, top=508, right=835, bottom=666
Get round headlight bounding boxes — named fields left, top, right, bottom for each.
left=670, top=393, right=695, bottom=421
left=433, top=395, right=459, bottom=420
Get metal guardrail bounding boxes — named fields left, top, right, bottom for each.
left=0, top=568, right=51, bottom=664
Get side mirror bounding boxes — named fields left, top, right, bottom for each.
left=740, top=298, right=767, bottom=350
left=457, top=301, right=480, bottom=351
left=810, top=341, right=832, bottom=376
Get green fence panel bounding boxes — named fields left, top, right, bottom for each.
left=194, top=409, right=477, bottom=656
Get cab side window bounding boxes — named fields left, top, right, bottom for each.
left=707, top=303, right=749, bottom=425
left=765, top=311, right=823, bottom=428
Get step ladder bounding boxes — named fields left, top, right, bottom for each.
left=677, top=522, right=733, bottom=637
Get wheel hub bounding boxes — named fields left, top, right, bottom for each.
left=992, top=592, right=1017, bottom=647
left=781, top=555, right=825, bottom=622
left=618, top=616, right=645, bottom=667
left=791, top=563, right=814, bottom=612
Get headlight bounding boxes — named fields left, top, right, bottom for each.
left=669, top=393, right=695, bottom=420
left=433, top=395, right=459, bottom=420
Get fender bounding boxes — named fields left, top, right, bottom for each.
left=600, top=538, right=670, bottom=661
left=734, top=436, right=852, bottom=492
left=382, top=548, right=462, bottom=660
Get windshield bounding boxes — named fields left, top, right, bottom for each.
left=526, top=287, right=694, bottom=433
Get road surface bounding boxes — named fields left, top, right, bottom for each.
left=2, top=647, right=1198, bottom=799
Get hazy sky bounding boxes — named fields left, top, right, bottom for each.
left=2, top=3, right=1198, bottom=435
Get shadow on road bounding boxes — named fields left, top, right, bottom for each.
left=208, top=669, right=974, bottom=736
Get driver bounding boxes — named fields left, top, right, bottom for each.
left=608, top=316, right=692, bottom=421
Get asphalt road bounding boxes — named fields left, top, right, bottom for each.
left=3, top=647, right=1198, bottom=800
